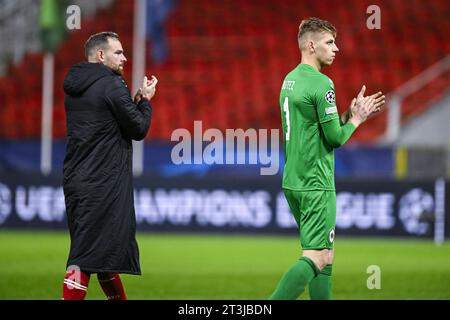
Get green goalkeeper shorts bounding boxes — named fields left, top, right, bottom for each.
left=283, top=189, right=336, bottom=250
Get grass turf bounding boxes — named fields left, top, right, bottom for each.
left=0, top=230, right=449, bottom=300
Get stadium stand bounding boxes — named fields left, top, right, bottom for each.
left=0, top=0, right=448, bottom=142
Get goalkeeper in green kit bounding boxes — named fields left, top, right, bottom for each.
left=269, top=18, right=385, bottom=300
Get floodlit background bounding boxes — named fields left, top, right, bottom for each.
left=0, top=0, right=449, bottom=299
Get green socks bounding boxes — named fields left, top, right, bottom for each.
left=309, top=264, right=333, bottom=300
left=269, top=256, right=319, bottom=300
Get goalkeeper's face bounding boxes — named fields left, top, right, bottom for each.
left=314, top=32, right=339, bottom=67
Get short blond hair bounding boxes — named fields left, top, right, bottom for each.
left=298, top=17, right=337, bottom=50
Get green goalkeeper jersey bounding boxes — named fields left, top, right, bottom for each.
left=280, top=63, right=342, bottom=191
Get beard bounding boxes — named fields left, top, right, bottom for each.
left=112, top=64, right=124, bottom=75
left=104, top=62, right=124, bottom=75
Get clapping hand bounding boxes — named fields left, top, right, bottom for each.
left=349, top=85, right=386, bottom=127
left=142, top=75, right=158, bottom=101
left=134, top=75, right=158, bottom=103
left=352, top=85, right=385, bottom=117
left=134, top=88, right=143, bottom=104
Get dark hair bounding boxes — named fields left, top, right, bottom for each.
left=84, top=32, right=119, bottom=58
left=298, top=17, right=337, bottom=40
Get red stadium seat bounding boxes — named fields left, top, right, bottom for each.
left=0, top=0, right=448, bottom=142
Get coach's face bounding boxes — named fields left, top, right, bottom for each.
left=314, top=32, right=339, bottom=67
left=102, top=38, right=127, bottom=75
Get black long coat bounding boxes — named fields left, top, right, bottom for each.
left=62, top=62, right=152, bottom=275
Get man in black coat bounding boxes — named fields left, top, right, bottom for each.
left=61, top=32, right=158, bottom=300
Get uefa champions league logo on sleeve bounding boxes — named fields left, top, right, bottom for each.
left=399, top=188, right=434, bottom=235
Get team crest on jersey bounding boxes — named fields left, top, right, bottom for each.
left=325, top=90, right=335, bottom=104
left=328, top=229, right=335, bottom=243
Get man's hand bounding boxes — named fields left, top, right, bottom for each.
left=142, top=75, right=158, bottom=101
left=349, top=85, right=386, bottom=127
left=340, top=98, right=356, bottom=124
left=353, top=85, right=385, bottom=116
left=350, top=95, right=378, bottom=127
left=134, top=88, right=143, bottom=104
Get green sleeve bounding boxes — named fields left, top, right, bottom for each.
left=313, top=76, right=355, bottom=147
left=321, top=118, right=356, bottom=148
left=313, top=76, right=339, bottom=124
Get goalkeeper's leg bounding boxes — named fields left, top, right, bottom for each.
left=269, top=249, right=333, bottom=300
left=307, top=249, right=334, bottom=300
left=269, top=256, right=319, bottom=300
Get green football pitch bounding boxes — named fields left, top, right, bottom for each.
left=0, top=230, right=449, bottom=300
